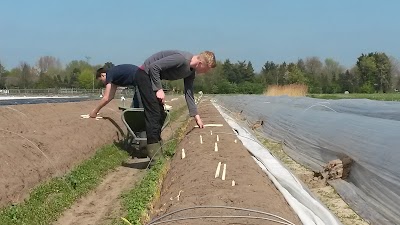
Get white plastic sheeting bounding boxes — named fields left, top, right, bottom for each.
left=213, top=102, right=342, bottom=225
left=215, top=95, right=400, bottom=225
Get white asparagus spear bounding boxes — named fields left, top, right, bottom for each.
left=215, top=162, right=222, bottom=178
left=181, top=149, right=185, bottom=159
left=222, top=164, right=227, bottom=180
left=194, top=124, right=223, bottom=128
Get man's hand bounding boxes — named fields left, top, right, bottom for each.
left=156, top=89, right=165, bottom=104
left=89, top=111, right=98, bottom=118
left=195, top=115, right=204, bottom=128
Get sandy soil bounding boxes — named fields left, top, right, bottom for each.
left=0, top=95, right=184, bottom=208
left=1, top=95, right=307, bottom=225
left=149, top=99, right=302, bottom=225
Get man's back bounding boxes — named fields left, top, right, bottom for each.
left=106, top=64, right=139, bottom=87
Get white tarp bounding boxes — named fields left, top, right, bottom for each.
left=213, top=102, right=341, bottom=225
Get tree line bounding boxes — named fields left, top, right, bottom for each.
left=1, top=52, right=399, bottom=94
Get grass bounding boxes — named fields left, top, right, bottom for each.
left=264, top=84, right=308, bottom=97
left=0, top=144, right=129, bottom=225
left=115, top=113, right=190, bottom=225
left=308, top=93, right=400, bottom=101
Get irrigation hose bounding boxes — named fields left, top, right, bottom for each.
left=148, top=215, right=294, bottom=225
left=148, top=205, right=296, bottom=225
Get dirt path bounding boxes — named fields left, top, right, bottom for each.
left=149, top=98, right=302, bottom=225
left=53, top=158, right=147, bottom=225
left=54, top=98, right=189, bottom=225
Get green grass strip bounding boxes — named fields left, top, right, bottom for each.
left=0, top=144, right=129, bottom=225
left=115, top=110, right=189, bottom=225
left=308, top=93, right=400, bottom=101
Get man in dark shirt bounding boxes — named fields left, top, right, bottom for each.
left=89, top=64, right=139, bottom=118
left=90, top=50, right=216, bottom=166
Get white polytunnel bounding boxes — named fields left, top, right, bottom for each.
left=213, top=101, right=342, bottom=225
left=213, top=95, right=400, bottom=225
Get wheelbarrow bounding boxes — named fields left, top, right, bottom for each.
left=119, top=106, right=171, bottom=157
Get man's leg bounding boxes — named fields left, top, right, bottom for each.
left=134, top=69, right=163, bottom=166
left=131, top=86, right=144, bottom=108
left=134, top=70, right=162, bottom=144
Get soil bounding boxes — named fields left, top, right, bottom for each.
left=1, top=95, right=311, bottom=225
left=0, top=95, right=185, bottom=209
left=53, top=96, right=188, bottom=225
left=149, top=98, right=302, bottom=225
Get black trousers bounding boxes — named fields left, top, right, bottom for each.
left=131, top=86, right=143, bottom=108
left=133, top=69, right=165, bottom=144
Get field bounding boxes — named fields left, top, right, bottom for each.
left=0, top=95, right=308, bottom=225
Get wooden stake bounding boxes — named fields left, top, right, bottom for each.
left=210, top=130, right=213, bottom=135
left=215, top=162, right=222, bottom=178
left=214, top=142, right=218, bottom=152
left=222, top=164, right=227, bottom=180
left=232, top=180, right=236, bottom=186
left=200, top=135, right=203, bottom=144
left=216, top=135, right=219, bottom=142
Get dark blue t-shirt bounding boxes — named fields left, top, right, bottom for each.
left=106, top=64, right=139, bottom=86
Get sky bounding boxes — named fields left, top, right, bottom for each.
left=1, top=0, right=399, bottom=72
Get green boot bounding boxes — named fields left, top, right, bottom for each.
left=147, top=141, right=163, bottom=167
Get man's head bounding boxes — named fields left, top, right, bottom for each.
left=96, top=67, right=107, bottom=85
left=191, top=51, right=216, bottom=74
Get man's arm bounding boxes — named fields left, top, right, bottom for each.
left=89, top=83, right=117, bottom=117
left=148, top=53, right=185, bottom=91
left=184, top=74, right=204, bottom=128
left=183, top=74, right=198, bottom=116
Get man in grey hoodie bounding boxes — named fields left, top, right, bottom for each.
left=138, top=50, right=216, bottom=166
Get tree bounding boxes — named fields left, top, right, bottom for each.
left=260, top=61, right=278, bottom=85
left=19, top=62, right=33, bottom=88
left=390, top=56, right=400, bottom=90
left=287, top=63, right=307, bottom=84
left=0, top=62, right=6, bottom=88
left=374, top=53, right=391, bottom=92
left=223, top=59, right=240, bottom=84
left=5, top=67, right=21, bottom=88
left=321, top=58, right=344, bottom=93
left=356, top=52, right=391, bottom=92
left=65, top=60, right=92, bottom=88
left=296, top=59, right=306, bottom=72
left=324, top=58, right=344, bottom=79
left=78, top=69, right=94, bottom=89
left=305, top=57, right=323, bottom=76
left=243, top=61, right=255, bottom=82
left=37, top=56, right=62, bottom=74
left=36, top=73, right=54, bottom=88
left=277, top=62, right=287, bottom=85
left=237, top=81, right=265, bottom=94
left=216, top=80, right=237, bottom=93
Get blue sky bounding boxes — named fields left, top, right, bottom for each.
left=1, top=0, right=399, bottom=72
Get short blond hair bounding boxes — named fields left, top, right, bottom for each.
left=199, top=51, right=216, bottom=68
